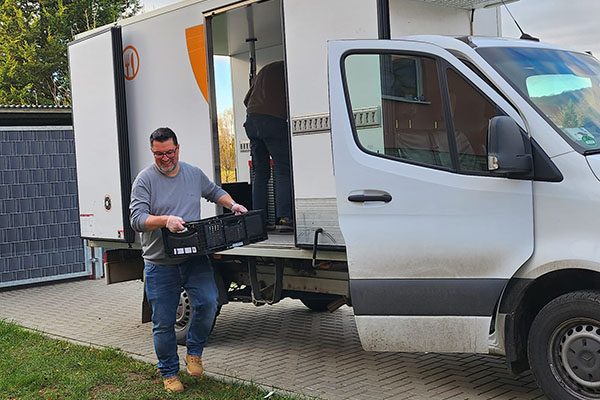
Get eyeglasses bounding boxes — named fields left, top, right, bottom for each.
left=152, top=149, right=177, bottom=158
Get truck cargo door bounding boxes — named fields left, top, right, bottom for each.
left=69, top=27, right=134, bottom=243
left=327, top=40, right=534, bottom=353
left=69, top=7, right=218, bottom=244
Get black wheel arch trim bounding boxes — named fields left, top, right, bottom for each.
left=500, top=270, right=600, bottom=374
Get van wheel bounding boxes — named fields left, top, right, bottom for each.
left=527, top=290, right=600, bottom=400
left=175, top=289, right=221, bottom=346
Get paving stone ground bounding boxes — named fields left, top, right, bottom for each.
left=0, top=278, right=547, bottom=400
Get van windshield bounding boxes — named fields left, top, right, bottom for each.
left=477, top=46, right=600, bottom=153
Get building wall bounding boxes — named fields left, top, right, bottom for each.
left=0, top=127, right=88, bottom=287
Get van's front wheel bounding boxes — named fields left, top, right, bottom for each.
left=528, top=290, right=600, bottom=400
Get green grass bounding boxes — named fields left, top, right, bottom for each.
left=0, top=320, right=301, bottom=400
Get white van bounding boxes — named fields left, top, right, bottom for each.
left=68, top=1, right=600, bottom=399
left=328, top=35, right=600, bottom=400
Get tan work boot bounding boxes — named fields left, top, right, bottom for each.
left=186, top=354, right=203, bottom=377
left=163, top=376, right=184, bottom=393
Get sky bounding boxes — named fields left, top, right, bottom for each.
left=140, top=0, right=600, bottom=113
left=499, top=0, right=600, bottom=57
left=141, top=0, right=600, bottom=57
left=214, top=56, right=233, bottom=113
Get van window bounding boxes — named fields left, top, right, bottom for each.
left=446, top=69, right=502, bottom=172
left=477, top=46, right=600, bottom=153
left=344, top=53, right=452, bottom=169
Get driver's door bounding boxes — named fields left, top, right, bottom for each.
left=328, top=40, right=534, bottom=353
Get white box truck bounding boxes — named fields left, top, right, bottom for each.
left=68, top=1, right=600, bottom=399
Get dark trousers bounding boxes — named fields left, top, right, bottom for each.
left=244, top=114, right=292, bottom=221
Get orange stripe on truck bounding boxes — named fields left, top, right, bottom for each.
left=185, top=24, right=208, bottom=103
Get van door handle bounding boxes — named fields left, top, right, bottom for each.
left=348, top=194, right=392, bottom=203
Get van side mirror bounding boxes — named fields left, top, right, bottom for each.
left=487, top=116, right=533, bottom=175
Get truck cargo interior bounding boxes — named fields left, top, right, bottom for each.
left=206, top=0, right=292, bottom=237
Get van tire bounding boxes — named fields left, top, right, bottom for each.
left=527, top=290, right=600, bottom=400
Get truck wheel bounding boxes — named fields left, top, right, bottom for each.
left=299, top=295, right=341, bottom=312
left=175, top=288, right=191, bottom=345
left=300, top=298, right=330, bottom=312
left=527, top=290, right=600, bottom=400
left=175, top=289, right=221, bottom=346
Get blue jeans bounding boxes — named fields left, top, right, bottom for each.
left=244, top=114, right=292, bottom=220
left=144, top=256, right=218, bottom=378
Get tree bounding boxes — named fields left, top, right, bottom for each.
left=0, top=0, right=141, bottom=105
left=559, top=98, right=591, bottom=129
left=560, top=99, right=581, bottom=128
left=0, top=0, right=38, bottom=103
left=218, top=108, right=237, bottom=183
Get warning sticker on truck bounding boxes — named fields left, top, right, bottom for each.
left=80, top=214, right=95, bottom=237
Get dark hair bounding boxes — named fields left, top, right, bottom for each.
left=150, top=127, right=178, bottom=146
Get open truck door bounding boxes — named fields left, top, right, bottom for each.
left=69, top=27, right=134, bottom=243
left=69, top=8, right=217, bottom=244
left=327, top=39, right=534, bottom=353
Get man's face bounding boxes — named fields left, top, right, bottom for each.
left=151, top=138, right=179, bottom=174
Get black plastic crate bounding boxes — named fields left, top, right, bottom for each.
left=162, top=210, right=267, bottom=257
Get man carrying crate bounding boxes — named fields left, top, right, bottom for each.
left=129, top=127, right=248, bottom=393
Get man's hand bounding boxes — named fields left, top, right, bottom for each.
left=166, top=215, right=186, bottom=232
left=232, top=203, right=248, bottom=215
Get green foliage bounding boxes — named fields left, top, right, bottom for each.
left=561, top=100, right=579, bottom=128
left=0, top=0, right=141, bottom=105
left=560, top=99, right=589, bottom=128
left=0, top=0, right=37, bottom=103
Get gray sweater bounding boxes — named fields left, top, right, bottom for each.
left=129, top=162, right=227, bottom=265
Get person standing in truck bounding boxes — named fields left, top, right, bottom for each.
left=129, top=127, right=247, bottom=393
left=244, top=60, right=293, bottom=231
